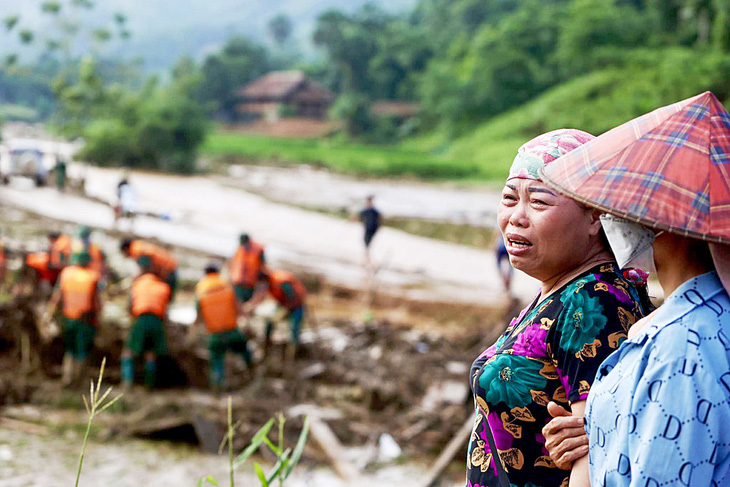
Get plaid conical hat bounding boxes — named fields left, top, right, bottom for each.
left=539, top=91, right=730, bottom=244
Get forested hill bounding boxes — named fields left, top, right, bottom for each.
left=0, top=0, right=417, bottom=71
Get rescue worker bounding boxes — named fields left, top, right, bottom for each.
left=50, top=232, right=73, bottom=271
left=245, top=268, right=306, bottom=359
left=120, top=238, right=178, bottom=299
left=229, top=233, right=265, bottom=303
left=191, top=262, right=253, bottom=390
left=13, top=232, right=61, bottom=298
left=121, top=255, right=171, bottom=390
left=46, top=251, right=102, bottom=386
left=72, top=226, right=106, bottom=278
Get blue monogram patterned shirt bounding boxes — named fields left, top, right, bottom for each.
left=585, top=271, right=730, bottom=487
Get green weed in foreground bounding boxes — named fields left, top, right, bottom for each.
left=75, top=357, right=123, bottom=487
left=199, top=400, right=310, bottom=487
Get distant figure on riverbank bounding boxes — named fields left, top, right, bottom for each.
left=114, top=172, right=137, bottom=230
left=356, top=195, right=381, bottom=266
left=54, top=159, right=67, bottom=193
left=494, top=233, right=512, bottom=295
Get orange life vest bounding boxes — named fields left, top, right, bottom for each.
left=0, top=242, right=5, bottom=270
left=50, top=234, right=72, bottom=269
left=59, top=265, right=101, bottom=321
left=195, top=273, right=238, bottom=334
left=130, top=240, right=177, bottom=279
left=230, top=241, right=264, bottom=287
left=26, top=251, right=60, bottom=284
left=87, top=243, right=105, bottom=274
left=268, top=269, right=306, bottom=311
left=131, top=273, right=171, bottom=318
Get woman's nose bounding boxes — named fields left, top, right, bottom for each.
left=508, top=202, right=529, bottom=227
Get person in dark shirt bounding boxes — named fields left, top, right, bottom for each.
left=358, top=195, right=381, bottom=264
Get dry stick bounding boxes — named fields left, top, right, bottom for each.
left=421, top=416, right=474, bottom=487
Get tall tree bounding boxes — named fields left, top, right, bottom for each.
left=268, top=14, right=292, bottom=47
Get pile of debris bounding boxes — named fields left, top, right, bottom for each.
left=0, top=290, right=514, bottom=485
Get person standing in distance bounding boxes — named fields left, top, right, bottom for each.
left=358, top=195, right=381, bottom=266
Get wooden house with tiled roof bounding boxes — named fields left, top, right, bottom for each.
left=236, top=70, right=335, bottom=121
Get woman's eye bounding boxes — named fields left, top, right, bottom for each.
left=502, top=194, right=517, bottom=201
left=531, top=199, right=547, bottom=206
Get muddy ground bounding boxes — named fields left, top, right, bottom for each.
left=0, top=204, right=519, bottom=486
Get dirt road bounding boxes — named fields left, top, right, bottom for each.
left=1, top=165, right=538, bottom=305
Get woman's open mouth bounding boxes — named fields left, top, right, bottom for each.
left=505, top=233, right=533, bottom=254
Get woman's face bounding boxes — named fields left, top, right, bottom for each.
left=497, top=178, right=601, bottom=283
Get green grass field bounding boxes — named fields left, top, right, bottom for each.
left=202, top=132, right=480, bottom=180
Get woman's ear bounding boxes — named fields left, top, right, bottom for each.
left=588, top=209, right=603, bottom=236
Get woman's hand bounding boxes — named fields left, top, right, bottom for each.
left=542, top=401, right=589, bottom=470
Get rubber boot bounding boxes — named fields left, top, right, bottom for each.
left=264, top=320, right=274, bottom=357
left=74, top=359, right=89, bottom=388
left=210, top=359, right=225, bottom=393
left=121, top=356, right=134, bottom=389
left=143, top=359, right=157, bottom=390
left=61, top=353, right=74, bottom=387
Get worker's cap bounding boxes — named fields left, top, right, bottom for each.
left=70, top=251, right=91, bottom=266
left=136, top=254, right=153, bottom=271
left=76, top=225, right=92, bottom=239
left=239, top=233, right=250, bottom=245
left=204, top=261, right=220, bottom=274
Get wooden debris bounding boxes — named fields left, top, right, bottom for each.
left=0, top=416, right=49, bottom=435
left=191, top=413, right=226, bottom=453
left=421, top=415, right=473, bottom=487
left=308, top=416, right=359, bottom=483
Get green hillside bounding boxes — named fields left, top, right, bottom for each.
left=428, top=48, right=730, bottom=181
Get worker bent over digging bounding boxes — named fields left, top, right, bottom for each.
left=50, top=232, right=72, bottom=271
left=120, top=238, right=178, bottom=300
left=229, top=233, right=265, bottom=304
left=46, top=251, right=103, bottom=387
left=245, top=268, right=306, bottom=360
left=25, top=232, right=63, bottom=287
left=190, top=262, right=254, bottom=390
left=122, top=255, right=171, bottom=390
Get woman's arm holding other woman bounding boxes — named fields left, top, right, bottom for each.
left=543, top=401, right=588, bottom=470
left=564, top=401, right=590, bottom=487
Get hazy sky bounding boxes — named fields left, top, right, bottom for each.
left=0, top=0, right=417, bottom=71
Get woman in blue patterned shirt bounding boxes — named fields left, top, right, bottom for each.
left=544, top=221, right=730, bottom=487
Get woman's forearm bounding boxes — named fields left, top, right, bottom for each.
left=569, top=454, right=591, bottom=487
left=567, top=400, right=590, bottom=487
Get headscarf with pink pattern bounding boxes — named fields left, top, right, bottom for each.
left=507, top=129, right=595, bottom=181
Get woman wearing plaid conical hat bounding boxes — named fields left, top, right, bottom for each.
left=540, top=91, right=730, bottom=487
left=467, top=129, right=654, bottom=487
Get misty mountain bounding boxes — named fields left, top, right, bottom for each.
left=0, top=0, right=417, bottom=72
